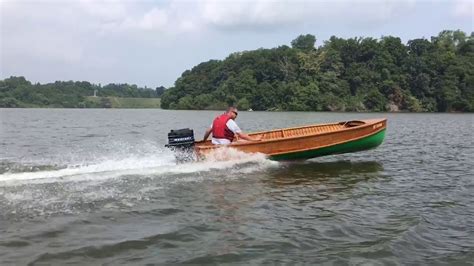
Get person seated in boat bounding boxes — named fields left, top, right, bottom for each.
left=202, top=107, right=261, bottom=145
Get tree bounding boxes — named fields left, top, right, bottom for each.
left=155, top=86, right=166, bottom=97
left=0, top=97, right=20, bottom=107
left=194, top=94, right=213, bottom=109
left=364, top=90, right=387, bottom=111
left=94, top=31, right=473, bottom=113
left=176, top=95, right=195, bottom=109
left=237, top=98, right=250, bottom=110
left=291, top=34, right=316, bottom=51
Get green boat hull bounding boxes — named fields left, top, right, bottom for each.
left=270, top=129, right=386, bottom=161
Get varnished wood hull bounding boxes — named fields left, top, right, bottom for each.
left=194, top=118, right=387, bottom=160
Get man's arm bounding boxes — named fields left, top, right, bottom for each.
left=236, top=132, right=261, bottom=142
left=203, top=127, right=212, bottom=141
left=227, top=120, right=261, bottom=142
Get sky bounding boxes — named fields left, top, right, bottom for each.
left=1, top=0, right=473, bottom=88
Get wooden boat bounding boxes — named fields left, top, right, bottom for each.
left=194, top=118, right=387, bottom=160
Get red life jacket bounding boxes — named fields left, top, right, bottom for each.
left=212, top=114, right=235, bottom=141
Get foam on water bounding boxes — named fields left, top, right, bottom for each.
left=0, top=146, right=277, bottom=187
left=1, top=145, right=278, bottom=217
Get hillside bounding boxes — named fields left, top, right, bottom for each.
left=0, top=77, right=164, bottom=108
left=85, top=97, right=161, bottom=108
left=161, top=30, right=473, bottom=112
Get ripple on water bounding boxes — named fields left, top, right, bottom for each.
left=1, top=111, right=474, bottom=264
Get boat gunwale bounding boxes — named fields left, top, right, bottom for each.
left=195, top=118, right=386, bottom=150
left=268, top=127, right=386, bottom=157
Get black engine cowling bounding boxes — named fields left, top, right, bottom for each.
left=165, top=128, right=195, bottom=162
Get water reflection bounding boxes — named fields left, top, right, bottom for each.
left=267, top=160, right=383, bottom=186
left=262, top=160, right=384, bottom=204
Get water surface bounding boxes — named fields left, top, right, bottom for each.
left=1, top=109, right=473, bottom=264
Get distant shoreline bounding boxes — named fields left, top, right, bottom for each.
left=1, top=106, right=471, bottom=113
left=160, top=31, right=473, bottom=113
left=0, top=96, right=161, bottom=109
left=0, top=77, right=164, bottom=108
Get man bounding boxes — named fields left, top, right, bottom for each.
left=203, top=107, right=261, bottom=145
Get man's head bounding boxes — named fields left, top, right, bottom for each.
left=226, top=106, right=238, bottom=120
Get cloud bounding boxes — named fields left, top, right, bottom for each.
left=200, top=0, right=302, bottom=29
left=199, top=0, right=416, bottom=31
left=77, top=0, right=129, bottom=21
left=101, top=7, right=169, bottom=32
left=1, top=1, right=85, bottom=64
left=1, top=0, right=419, bottom=38
left=1, top=0, right=472, bottom=87
left=78, top=0, right=418, bottom=34
left=452, top=0, right=473, bottom=19
left=91, top=1, right=203, bottom=34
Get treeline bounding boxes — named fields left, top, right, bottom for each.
left=0, top=77, right=165, bottom=108
left=161, top=30, right=473, bottom=112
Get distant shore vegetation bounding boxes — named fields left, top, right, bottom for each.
left=0, top=77, right=164, bottom=108
left=161, top=30, right=473, bottom=112
left=1, top=30, right=472, bottom=112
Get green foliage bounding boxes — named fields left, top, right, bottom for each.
left=85, top=97, right=161, bottom=108
left=344, top=96, right=366, bottom=112
left=194, top=93, right=214, bottom=109
left=364, top=89, right=387, bottom=111
left=0, top=96, right=20, bottom=107
left=236, top=98, right=250, bottom=110
left=2, top=30, right=472, bottom=112
left=161, top=30, right=473, bottom=112
left=320, top=93, right=346, bottom=111
left=291, top=34, right=316, bottom=51
left=100, top=97, right=112, bottom=108
left=404, top=96, right=423, bottom=112
left=155, top=86, right=166, bottom=96
left=0, top=77, right=162, bottom=108
left=287, top=82, right=320, bottom=111
left=176, top=95, right=195, bottom=109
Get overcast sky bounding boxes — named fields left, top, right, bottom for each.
left=1, top=0, right=472, bottom=88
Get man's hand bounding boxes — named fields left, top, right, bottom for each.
left=203, top=127, right=212, bottom=141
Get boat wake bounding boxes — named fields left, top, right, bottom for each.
left=0, top=145, right=277, bottom=218
left=0, top=147, right=276, bottom=187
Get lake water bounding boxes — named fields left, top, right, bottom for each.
left=0, top=109, right=473, bottom=265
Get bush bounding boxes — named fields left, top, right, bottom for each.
left=0, top=97, right=21, bottom=107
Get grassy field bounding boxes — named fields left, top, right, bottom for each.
left=86, top=96, right=161, bottom=108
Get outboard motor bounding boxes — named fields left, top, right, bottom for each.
left=165, top=128, right=196, bottom=163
